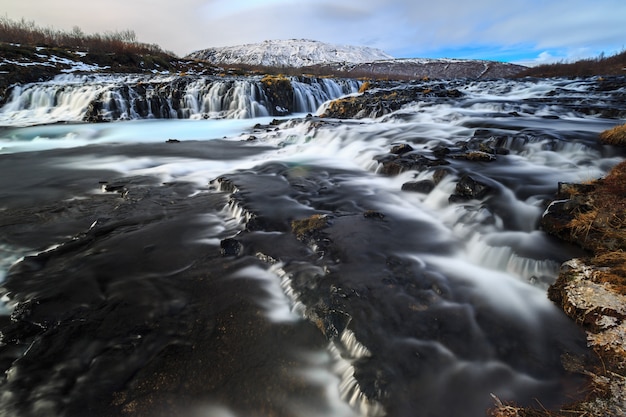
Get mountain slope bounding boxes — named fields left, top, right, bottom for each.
left=310, top=58, right=527, bottom=79
left=186, top=39, right=394, bottom=67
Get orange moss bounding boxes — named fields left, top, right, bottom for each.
left=358, top=81, right=372, bottom=93
left=291, top=214, right=328, bottom=239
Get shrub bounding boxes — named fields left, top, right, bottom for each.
left=0, top=16, right=174, bottom=57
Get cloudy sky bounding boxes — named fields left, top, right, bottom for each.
left=4, top=0, right=625, bottom=65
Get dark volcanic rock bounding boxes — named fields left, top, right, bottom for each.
left=375, top=150, right=449, bottom=175
left=320, top=82, right=463, bottom=119
left=260, top=75, right=294, bottom=116
left=401, top=180, right=436, bottom=193
left=449, top=174, right=494, bottom=202
left=390, top=143, right=414, bottom=155
left=220, top=238, right=243, bottom=256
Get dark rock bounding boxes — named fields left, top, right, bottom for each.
left=103, top=183, right=127, bottom=193
left=220, top=238, right=243, bottom=256
left=212, top=177, right=238, bottom=193
left=320, top=82, right=466, bottom=119
left=260, top=75, right=294, bottom=116
left=450, top=151, right=496, bottom=162
left=363, top=210, right=385, bottom=219
left=401, top=180, right=435, bottom=193
left=432, top=145, right=452, bottom=159
left=433, top=168, right=450, bottom=185
left=376, top=153, right=448, bottom=176
left=449, top=174, right=493, bottom=202
left=390, top=143, right=414, bottom=155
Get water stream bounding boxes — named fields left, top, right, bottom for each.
left=0, top=75, right=624, bottom=417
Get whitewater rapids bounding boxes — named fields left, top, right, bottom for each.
left=0, top=75, right=624, bottom=417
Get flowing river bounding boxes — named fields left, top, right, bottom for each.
left=0, top=74, right=625, bottom=417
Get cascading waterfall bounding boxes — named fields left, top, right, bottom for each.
left=292, top=77, right=361, bottom=113
left=0, top=74, right=361, bottom=126
left=0, top=76, right=625, bottom=417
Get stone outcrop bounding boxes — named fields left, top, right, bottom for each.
left=320, top=82, right=463, bottom=119
left=546, top=259, right=626, bottom=416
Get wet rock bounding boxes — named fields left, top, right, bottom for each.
left=220, top=238, right=243, bottom=256
left=212, top=176, right=239, bottom=193
left=260, top=75, right=294, bottom=116
left=449, top=174, right=493, bottom=202
left=450, top=151, right=496, bottom=162
left=320, top=83, right=464, bottom=119
left=375, top=153, right=448, bottom=176
left=363, top=210, right=385, bottom=219
left=103, top=183, right=127, bottom=193
left=433, top=168, right=450, bottom=185
left=401, top=180, right=435, bottom=193
left=390, top=143, right=414, bottom=155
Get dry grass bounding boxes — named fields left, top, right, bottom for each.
left=358, top=81, right=372, bottom=93
left=599, top=124, right=626, bottom=146
left=563, top=158, right=626, bottom=254
left=591, top=251, right=626, bottom=293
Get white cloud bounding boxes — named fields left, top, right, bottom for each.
left=3, top=0, right=625, bottom=60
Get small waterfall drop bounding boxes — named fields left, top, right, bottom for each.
left=0, top=74, right=361, bottom=126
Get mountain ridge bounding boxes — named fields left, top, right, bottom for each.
left=186, top=39, right=394, bottom=67
left=186, top=39, right=526, bottom=78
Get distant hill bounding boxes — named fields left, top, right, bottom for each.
left=304, top=58, right=526, bottom=80
left=185, top=39, right=394, bottom=67
left=186, top=39, right=526, bottom=79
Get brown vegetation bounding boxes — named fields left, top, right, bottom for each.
left=599, top=123, right=626, bottom=146
left=358, top=81, right=372, bottom=93
left=0, top=16, right=172, bottom=56
left=516, top=50, right=626, bottom=78
left=566, top=160, right=626, bottom=253
left=291, top=214, right=329, bottom=240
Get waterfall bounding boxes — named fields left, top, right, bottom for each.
left=0, top=74, right=361, bottom=126
left=292, top=77, right=361, bottom=113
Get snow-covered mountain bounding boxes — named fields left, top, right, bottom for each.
left=186, top=39, right=394, bottom=67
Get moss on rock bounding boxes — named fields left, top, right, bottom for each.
left=291, top=214, right=329, bottom=240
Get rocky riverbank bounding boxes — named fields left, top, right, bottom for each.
left=493, top=124, right=626, bottom=416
